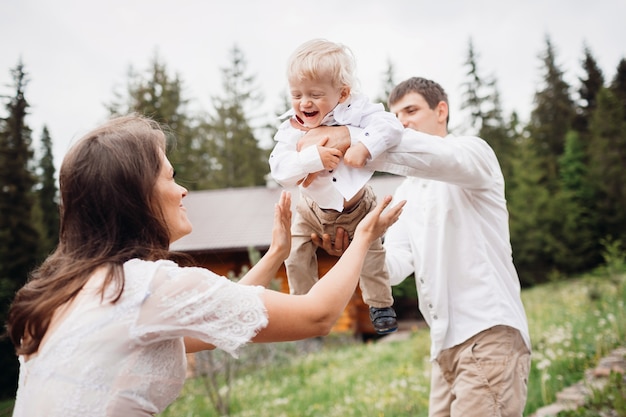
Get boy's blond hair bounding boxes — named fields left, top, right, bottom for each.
left=287, top=39, right=358, bottom=89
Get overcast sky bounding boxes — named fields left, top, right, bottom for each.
left=2, top=0, right=625, bottom=169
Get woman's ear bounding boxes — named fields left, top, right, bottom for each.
left=338, top=86, right=351, bottom=103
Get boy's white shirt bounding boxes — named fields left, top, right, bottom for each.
left=269, top=93, right=403, bottom=211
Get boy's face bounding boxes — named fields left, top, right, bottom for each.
left=389, top=91, right=448, bottom=137
left=289, top=76, right=349, bottom=128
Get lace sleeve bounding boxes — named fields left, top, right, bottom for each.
left=130, top=261, right=268, bottom=357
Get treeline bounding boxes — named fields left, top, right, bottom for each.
left=457, top=37, right=626, bottom=284
left=0, top=37, right=625, bottom=398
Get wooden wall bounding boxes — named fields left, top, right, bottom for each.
left=186, top=248, right=376, bottom=336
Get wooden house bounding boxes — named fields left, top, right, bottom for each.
left=170, top=175, right=406, bottom=336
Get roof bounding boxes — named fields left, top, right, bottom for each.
left=170, top=175, right=405, bottom=252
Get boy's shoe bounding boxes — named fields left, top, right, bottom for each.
left=369, top=306, right=398, bottom=334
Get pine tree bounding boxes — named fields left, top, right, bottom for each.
left=611, top=58, right=626, bottom=118
left=554, top=130, right=600, bottom=272
left=507, top=138, right=555, bottom=284
left=459, top=39, right=515, bottom=180
left=527, top=36, right=576, bottom=187
left=587, top=87, right=626, bottom=244
left=573, top=46, right=605, bottom=133
left=460, top=38, right=486, bottom=134
left=202, top=45, right=270, bottom=189
left=107, top=52, right=207, bottom=190
left=0, top=62, right=40, bottom=399
left=36, top=125, right=59, bottom=257
left=375, top=58, right=396, bottom=111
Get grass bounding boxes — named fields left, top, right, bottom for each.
left=557, top=370, right=626, bottom=417
left=523, top=273, right=626, bottom=413
left=1, top=271, right=623, bottom=417
left=158, top=272, right=626, bottom=417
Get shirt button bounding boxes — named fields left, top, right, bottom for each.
left=332, top=177, right=337, bottom=182
left=365, top=132, right=370, bottom=136
left=433, top=315, right=438, bottom=320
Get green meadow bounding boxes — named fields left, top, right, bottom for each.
left=159, top=271, right=626, bottom=417
left=1, top=269, right=623, bottom=417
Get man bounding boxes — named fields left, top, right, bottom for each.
left=301, top=77, right=531, bottom=417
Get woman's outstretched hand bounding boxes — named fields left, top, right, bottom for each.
left=355, top=195, right=405, bottom=245
left=270, top=191, right=292, bottom=261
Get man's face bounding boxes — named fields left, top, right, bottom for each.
left=389, top=91, right=446, bottom=137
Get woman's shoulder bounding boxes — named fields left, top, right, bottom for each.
left=124, top=258, right=226, bottom=289
left=124, top=258, right=177, bottom=272
left=121, top=259, right=180, bottom=291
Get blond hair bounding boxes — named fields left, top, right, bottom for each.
left=287, top=39, right=358, bottom=90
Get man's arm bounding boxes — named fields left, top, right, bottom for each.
left=296, top=125, right=352, bottom=153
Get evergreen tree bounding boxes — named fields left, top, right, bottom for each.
left=554, top=130, right=600, bottom=272
left=375, top=58, right=396, bottom=111
left=587, top=87, right=626, bottom=244
left=507, top=138, right=556, bottom=284
left=611, top=58, right=626, bottom=118
left=512, top=37, right=577, bottom=280
left=0, top=62, right=40, bottom=399
left=460, top=38, right=486, bottom=134
left=202, top=45, right=270, bottom=189
left=107, top=52, right=207, bottom=190
left=573, top=46, right=605, bottom=133
left=459, top=39, right=515, bottom=180
left=36, top=125, right=59, bottom=258
left=527, top=36, right=576, bottom=187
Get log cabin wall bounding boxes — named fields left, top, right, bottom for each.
left=185, top=248, right=375, bottom=335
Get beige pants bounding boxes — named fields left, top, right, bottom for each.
left=285, top=185, right=393, bottom=308
left=429, top=325, right=531, bottom=417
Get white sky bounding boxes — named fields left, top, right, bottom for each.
left=2, top=0, right=625, bottom=169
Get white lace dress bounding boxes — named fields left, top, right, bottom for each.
left=12, top=259, right=268, bottom=416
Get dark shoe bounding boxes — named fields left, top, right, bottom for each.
left=369, top=306, right=398, bottom=334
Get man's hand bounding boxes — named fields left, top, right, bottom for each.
left=297, top=125, right=351, bottom=153
left=311, top=226, right=350, bottom=257
left=312, top=196, right=405, bottom=255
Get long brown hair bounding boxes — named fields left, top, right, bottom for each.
left=7, top=114, right=176, bottom=355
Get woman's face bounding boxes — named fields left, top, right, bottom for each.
left=154, top=150, right=192, bottom=243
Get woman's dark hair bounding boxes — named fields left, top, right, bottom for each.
left=7, top=114, right=175, bottom=355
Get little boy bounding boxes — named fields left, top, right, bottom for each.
left=269, top=39, right=403, bottom=334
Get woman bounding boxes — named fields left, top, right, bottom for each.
left=6, top=114, right=404, bottom=416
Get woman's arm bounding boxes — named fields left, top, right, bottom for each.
left=237, top=191, right=292, bottom=287
left=184, top=192, right=292, bottom=354
left=185, top=195, right=405, bottom=351
left=252, top=195, right=404, bottom=342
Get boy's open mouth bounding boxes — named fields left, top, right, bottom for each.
left=303, top=111, right=318, bottom=118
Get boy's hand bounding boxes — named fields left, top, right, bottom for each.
left=343, top=142, right=371, bottom=168
left=318, top=145, right=342, bottom=171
